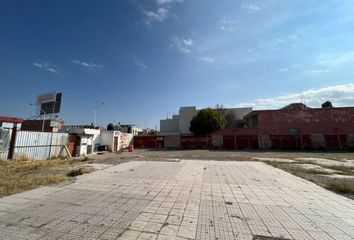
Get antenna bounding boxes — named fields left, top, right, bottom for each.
left=299, top=89, right=306, bottom=105
left=302, top=90, right=306, bottom=105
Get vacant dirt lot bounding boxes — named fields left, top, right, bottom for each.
left=111, top=149, right=354, bottom=162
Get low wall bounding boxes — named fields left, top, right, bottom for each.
left=181, top=135, right=211, bottom=149
left=164, top=135, right=181, bottom=148
left=119, top=132, right=133, bottom=150
left=133, top=136, right=164, bottom=148
left=134, top=129, right=354, bottom=151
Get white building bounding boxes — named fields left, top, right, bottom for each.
left=63, top=125, right=133, bottom=156
left=160, top=106, right=252, bottom=135
left=63, top=126, right=101, bottom=156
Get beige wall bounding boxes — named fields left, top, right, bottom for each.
left=179, top=106, right=198, bottom=134
left=160, top=106, right=252, bottom=134
left=160, top=115, right=179, bottom=134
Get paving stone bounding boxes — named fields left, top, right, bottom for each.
left=0, top=160, right=353, bottom=240
left=129, top=220, right=148, bottom=231
left=156, top=234, right=176, bottom=240
left=137, top=232, right=158, bottom=240
left=159, top=224, right=179, bottom=236
left=143, top=222, right=163, bottom=234
left=117, top=229, right=140, bottom=240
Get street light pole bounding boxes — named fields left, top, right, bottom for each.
left=94, top=102, right=104, bottom=128
left=40, top=109, right=46, bottom=132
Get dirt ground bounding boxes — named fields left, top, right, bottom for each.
left=94, top=148, right=354, bottom=161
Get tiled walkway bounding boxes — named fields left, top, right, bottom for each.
left=0, top=160, right=353, bottom=240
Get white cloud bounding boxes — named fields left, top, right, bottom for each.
left=144, top=8, right=168, bottom=24
left=170, top=36, right=194, bottom=54
left=236, top=84, right=354, bottom=110
left=143, top=0, right=184, bottom=24
left=182, top=38, right=193, bottom=46
left=72, top=60, right=102, bottom=69
left=219, top=16, right=238, bottom=32
left=198, top=57, right=215, bottom=63
left=241, top=4, right=262, bottom=12
left=317, top=51, right=354, bottom=67
left=32, top=62, right=59, bottom=73
left=259, top=33, right=300, bottom=51
left=134, top=59, right=148, bottom=70
left=155, top=0, right=183, bottom=4
left=304, top=69, right=330, bottom=74
left=278, top=64, right=299, bottom=72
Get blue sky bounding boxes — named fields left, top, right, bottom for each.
left=1, top=0, right=354, bottom=128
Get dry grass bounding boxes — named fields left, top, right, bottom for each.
left=0, top=156, right=93, bottom=197
left=264, top=161, right=330, bottom=175
left=321, top=164, right=354, bottom=175
left=67, top=167, right=93, bottom=177
left=326, top=181, right=354, bottom=195
left=261, top=159, right=354, bottom=199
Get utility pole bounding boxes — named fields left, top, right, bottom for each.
left=40, top=109, right=46, bottom=132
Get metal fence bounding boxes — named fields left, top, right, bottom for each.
left=0, top=130, right=69, bottom=160
left=0, top=127, right=12, bottom=159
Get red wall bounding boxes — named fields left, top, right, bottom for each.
left=257, top=105, right=354, bottom=135
left=133, top=136, right=164, bottom=148
left=180, top=135, right=211, bottom=149
left=223, top=135, right=258, bottom=149
left=269, top=135, right=312, bottom=149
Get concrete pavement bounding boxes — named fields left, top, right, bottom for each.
left=0, top=160, right=353, bottom=240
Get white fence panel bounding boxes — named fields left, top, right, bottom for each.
left=14, top=131, right=69, bottom=160
left=0, top=128, right=12, bottom=159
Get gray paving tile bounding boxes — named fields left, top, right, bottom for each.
left=0, top=160, right=353, bottom=240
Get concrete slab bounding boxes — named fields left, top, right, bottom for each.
left=0, top=160, right=353, bottom=240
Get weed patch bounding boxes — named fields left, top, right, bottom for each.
left=66, top=167, right=93, bottom=177
left=0, top=158, right=95, bottom=197
left=326, top=182, right=354, bottom=195
left=322, top=165, right=354, bottom=175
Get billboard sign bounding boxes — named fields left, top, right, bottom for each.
left=37, top=92, right=62, bottom=115
left=50, top=119, right=64, bottom=128
left=37, top=92, right=57, bottom=105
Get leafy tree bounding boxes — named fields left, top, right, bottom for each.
left=224, top=112, right=237, bottom=128
left=215, top=104, right=236, bottom=128
left=148, top=129, right=158, bottom=136
left=189, top=108, right=226, bottom=135
left=107, top=123, right=114, bottom=130
left=321, top=101, right=333, bottom=108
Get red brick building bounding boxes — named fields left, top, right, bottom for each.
left=134, top=103, right=354, bottom=150
left=243, top=103, right=354, bottom=150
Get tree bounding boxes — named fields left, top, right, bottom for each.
left=215, top=104, right=236, bottom=128
left=189, top=108, right=226, bottom=135
left=148, top=129, right=158, bottom=136
left=224, top=112, right=237, bottom=128
left=107, top=123, right=114, bottom=130
left=322, top=101, right=333, bottom=108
